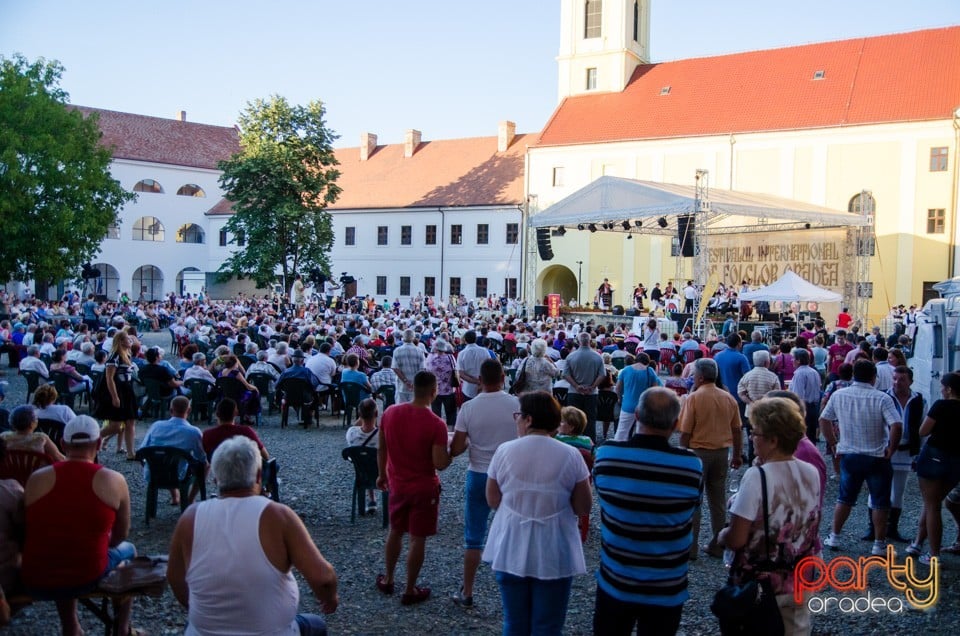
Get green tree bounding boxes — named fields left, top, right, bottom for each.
left=0, top=54, right=133, bottom=285
left=218, top=95, right=341, bottom=288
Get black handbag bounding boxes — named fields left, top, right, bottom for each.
left=508, top=360, right=528, bottom=395
left=710, top=466, right=785, bottom=636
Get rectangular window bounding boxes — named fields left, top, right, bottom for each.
left=505, top=277, right=518, bottom=298
left=400, top=276, right=410, bottom=296
left=586, top=67, right=597, bottom=90
left=477, top=223, right=489, bottom=245
left=552, top=167, right=564, bottom=187
left=451, top=224, right=462, bottom=245
left=424, top=276, right=436, bottom=296
left=377, top=226, right=388, bottom=245
left=344, top=226, right=356, bottom=246
left=376, top=276, right=387, bottom=295
left=218, top=229, right=227, bottom=246
left=236, top=230, right=245, bottom=247
left=425, top=224, right=437, bottom=245
left=584, top=0, right=602, bottom=38
left=400, top=225, right=412, bottom=245
left=449, top=277, right=461, bottom=297
left=476, top=277, right=488, bottom=298
left=931, top=147, right=948, bottom=172
left=506, top=223, right=519, bottom=244
left=928, top=208, right=946, bottom=234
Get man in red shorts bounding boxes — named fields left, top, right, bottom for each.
left=376, top=370, right=451, bottom=605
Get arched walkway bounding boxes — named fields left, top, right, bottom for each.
left=537, top=264, right=578, bottom=305
left=132, top=265, right=163, bottom=301
left=90, top=263, right=120, bottom=300
left=176, top=267, right=201, bottom=295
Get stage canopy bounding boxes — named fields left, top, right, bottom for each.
left=529, top=176, right=871, bottom=234
left=739, top=270, right=842, bottom=303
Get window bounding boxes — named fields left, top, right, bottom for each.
left=219, top=229, right=228, bottom=246
left=505, top=277, right=518, bottom=299
left=106, top=224, right=120, bottom=240
left=584, top=0, right=602, bottom=38
left=176, top=184, right=206, bottom=197
left=506, top=223, right=519, bottom=244
left=401, top=225, right=412, bottom=245
left=477, top=224, right=489, bottom=245
left=400, top=276, right=410, bottom=296
left=928, top=208, right=946, bottom=234
left=236, top=230, right=246, bottom=247
left=475, top=277, right=488, bottom=298
left=175, top=223, right=204, bottom=244
left=132, top=216, right=164, bottom=241
left=931, top=147, right=948, bottom=172
left=449, top=277, right=461, bottom=297
left=377, top=226, right=388, bottom=245
left=425, top=225, right=437, bottom=245
left=633, top=1, right=639, bottom=41
left=424, top=276, right=436, bottom=297
left=133, top=179, right=163, bottom=194
left=376, top=276, right=387, bottom=295
left=451, top=224, right=462, bottom=245
left=552, top=167, right=565, bottom=187
left=848, top=192, right=876, bottom=218
left=586, top=67, right=597, bottom=90
left=132, top=265, right=163, bottom=300
left=345, top=226, right=356, bottom=246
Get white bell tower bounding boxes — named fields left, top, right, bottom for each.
left=557, top=0, right=651, bottom=101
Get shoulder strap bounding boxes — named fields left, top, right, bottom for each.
left=360, top=427, right=378, bottom=447
left=759, top=465, right=771, bottom=562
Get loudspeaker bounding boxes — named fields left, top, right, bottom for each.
left=536, top=228, right=554, bottom=261
left=677, top=215, right=695, bottom=257
left=612, top=305, right=625, bottom=315
left=534, top=304, right=548, bottom=318
left=625, top=308, right=638, bottom=317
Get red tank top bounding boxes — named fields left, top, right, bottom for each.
left=22, top=461, right=116, bottom=590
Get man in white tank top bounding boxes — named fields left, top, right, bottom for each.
left=167, top=437, right=338, bottom=635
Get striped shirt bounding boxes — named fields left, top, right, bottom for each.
left=789, top=365, right=822, bottom=404
left=593, top=435, right=703, bottom=607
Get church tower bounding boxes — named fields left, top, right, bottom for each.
left=557, top=0, right=651, bottom=101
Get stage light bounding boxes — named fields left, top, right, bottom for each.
left=626, top=234, right=633, bottom=240
left=577, top=224, right=585, bottom=231
left=588, top=224, right=597, bottom=233
left=657, top=217, right=668, bottom=228
left=634, top=220, right=643, bottom=228
left=557, top=226, right=566, bottom=235
left=621, top=220, right=631, bottom=230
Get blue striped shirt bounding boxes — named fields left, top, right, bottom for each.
left=593, top=435, right=703, bottom=607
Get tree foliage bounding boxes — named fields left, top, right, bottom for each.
left=218, top=96, right=341, bottom=288
left=0, top=54, right=133, bottom=284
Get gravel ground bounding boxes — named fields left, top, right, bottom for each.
left=1, top=332, right=958, bottom=635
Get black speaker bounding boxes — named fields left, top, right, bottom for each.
left=677, top=215, right=695, bottom=257
left=625, top=308, right=638, bottom=317
left=612, top=305, right=625, bottom=315
left=536, top=228, right=554, bottom=261
left=534, top=304, right=548, bottom=318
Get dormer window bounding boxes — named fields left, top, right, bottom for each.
left=813, top=70, right=825, bottom=80
left=660, top=86, right=671, bottom=96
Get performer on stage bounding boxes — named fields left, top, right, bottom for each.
left=597, top=278, right=614, bottom=312
left=632, top=283, right=647, bottom=311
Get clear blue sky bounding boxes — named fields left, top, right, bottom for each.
left=1, top=0, right=957, bottom=147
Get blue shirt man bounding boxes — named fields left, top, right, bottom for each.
left=278, top=350, right=319, bottom=388
left=138, top=396, right=207, bottom=504
left=714, top=334, right=750, bottom=410
left=741, top=331, right=769, bottom=369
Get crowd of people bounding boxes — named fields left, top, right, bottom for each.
left=0, top=285, right=953, bottom=635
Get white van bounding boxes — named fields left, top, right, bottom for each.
left=909, top=279, right=960, bottom=403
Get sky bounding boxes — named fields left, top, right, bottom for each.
left=1, top=1, right=958, bottom=147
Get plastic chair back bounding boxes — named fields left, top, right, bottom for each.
left=376, top=384, right=396, bottom=409
left=142, top=378, right=174, bottom=419
left=340, top=382, right=366, bottom=428
left=552, top=387, right=569, bottom=406
left=275, top=377, right=316, bottom=428
left=0, top=450, right=51, bottom=487
left=184, top=379, right=215, bottom=424
left=135, top=446, right=206, bottom=524
left=597, top=391, right=618, bottom=422
left=341, top=445, right=386, bottom=525
left=36, top=418, right=65, bottom=451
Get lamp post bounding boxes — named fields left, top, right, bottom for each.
left=575, top=260, right=583, bottom=305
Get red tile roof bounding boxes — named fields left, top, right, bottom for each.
left=330, top=134, right=532, bottom=209
left=205, top=198, right=235, bottom=216
left=538, top=27, right=960, bottom=146
left=72, top=106, right=240, bottom=170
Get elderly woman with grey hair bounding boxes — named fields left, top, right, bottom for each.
left=425, top=339, right=458, bottom=429
left=517, top=338, right=559, bottom=395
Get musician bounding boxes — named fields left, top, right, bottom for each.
left=597, top=279, right=613, bottom=312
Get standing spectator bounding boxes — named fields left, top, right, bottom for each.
left=873, top=347, right=893, bottom=392
left=820, top=360, right=902, bottom=555
left=167, top=437, right=338, bottom=635
left=742, top=330, right=769, bottom=369
left=21, top=416, right=136, bottom=636
left=449, top=359, right=518, bottom=608
left=456, top=331, right=490, bottom=404
left=96, top=331, right=139, bottom=460
left=376, top=371, right=451, bottom=605
left=393, top=329, right=425, bottom=404
left=425, top=340, right=458, bottom=429
left=683, top=280, right=697, bottom=313
left=564, top=332, right=607, bottom=443
left=613, top=352, right=663, bottom=441
left=827, top=329, right=853, bottom=381
left=789, top=349, right=822, bottom=443
left=811, top=335, right=829, bottom=386
left=482, top=391, right=591, bottom=635
left=519, top=338, right=559, bottom=395
left=593, top=388, right=702, bottom=635
left=678, top=358, right=743, bottom=559
left=883, top=366, right=926, bottom=543
left=737, top=351, right=780, bottom=422
left=640, top=319, right=661, bottom=365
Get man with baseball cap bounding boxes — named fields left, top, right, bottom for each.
left=21, top=415, right=137, bottom=635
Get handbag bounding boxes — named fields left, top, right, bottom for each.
left=508, top=359, right=528, bottom=395
left=710, top=466, right=785, bottom=636
left=448, top=354, right=460, bottom=388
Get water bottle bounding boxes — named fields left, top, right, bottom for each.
left=728, top=469, right=741, bottom=494
left=723, top=549, right=736, bottom=568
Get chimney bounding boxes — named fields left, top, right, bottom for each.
left=176, top=110, right=187, bottom=122
left=404, top=129, right=422, bottom=158
left=497, top=120, right=516, bottom=152
left=359, top=132, right=378, bottom=161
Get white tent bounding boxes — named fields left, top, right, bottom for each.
left=739, top=270, right=842, bottom=303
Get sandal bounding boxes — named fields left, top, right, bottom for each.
left=375, top=574, right=394, bottom=595
left=401, top=586, right=431, bottom=606
left=943, top=542, right=960, bottom=555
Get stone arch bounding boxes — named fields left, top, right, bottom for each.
left=536, top=264, right=578, bottom=305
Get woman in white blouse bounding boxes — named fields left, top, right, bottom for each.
left=482, top=391, right=592, bottom=634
